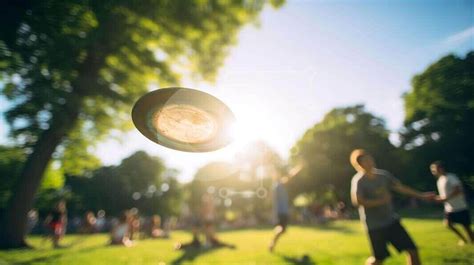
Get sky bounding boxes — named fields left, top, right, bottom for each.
left=1, top=0, right=473, bottom=182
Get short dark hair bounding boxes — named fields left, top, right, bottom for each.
left=431, top=160, right=445, bottom=170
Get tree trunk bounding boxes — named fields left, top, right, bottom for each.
left=0, top=102, right=80, bottom=249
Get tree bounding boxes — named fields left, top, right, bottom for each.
left=0, top=146, right=25, bottom=210
left=289, top=105, right=398, bottom=204
left=0, top=145, right=65, bottom=212
left=0, top=0, right=284, bottom=248
left=66, top=151, right=180, bottom=217
left=402, top=51, right=474, bottom=190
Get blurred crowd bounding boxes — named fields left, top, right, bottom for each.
left=26, top=201, right=176, bottom=248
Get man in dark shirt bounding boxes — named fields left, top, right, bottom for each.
left=45, top=200, right=67, bottom=248
left=350, top=149, right=434, bottom=265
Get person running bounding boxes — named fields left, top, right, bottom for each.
left=430, top=160, right=473, bottom=245
left=269, top=162, right=304, bottom=252
left=350, top=149, right=433, bottom=265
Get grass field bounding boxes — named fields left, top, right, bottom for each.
left=0, top=218, right=473, bottom=265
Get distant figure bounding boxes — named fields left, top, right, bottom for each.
left=269, top=162, right=304, bottom=252
left=129, top=211, right=141, bottom=240
left=175, top=193, right=234, bottom=250
left=96, top=210, right=107, bottom=232
left=110, top=211, right=133, bottom=247
left=430, top=160, right=473, bottom=245
left=149, top=215, right=169, bottom=238
left=80, top=211, right=97, bottom=234
left=27, top=209, right=38, bottom=234
left=336, top=201, right=348, bottom=219
left=350, top=149, right=434, bottom=265
left=201, top=193, right=234, bottom=248
left=174, top=219, right=202, bottom=250
left=44, top=200, right=67, bottom=248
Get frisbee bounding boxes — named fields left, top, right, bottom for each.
left=132, top=87, right=235, bottom=152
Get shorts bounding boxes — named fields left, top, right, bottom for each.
left=367, top=220, right=417, bottom=261
left=445, top=209, right=471, bottom=226
left=277, top=214, right=289, bottom=229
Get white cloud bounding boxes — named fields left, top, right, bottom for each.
left=443, top=26, right=474, bottom=46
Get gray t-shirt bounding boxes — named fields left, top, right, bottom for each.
left=351, top=169, right=400, bottom=230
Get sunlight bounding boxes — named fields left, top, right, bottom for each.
left=227, top=105, right=266, bottom=150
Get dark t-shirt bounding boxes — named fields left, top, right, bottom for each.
left=51, top=210, right=63, bottom=223
left=351, top=169, right=400, bottom=230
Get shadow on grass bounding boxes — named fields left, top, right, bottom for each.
left=171, top=244, right=236, bottom=265
left=215, top=221, right=355, bottom=234
left=4, top=245, right=104, bottom=265
left=278, top=254, right=316, bottom=265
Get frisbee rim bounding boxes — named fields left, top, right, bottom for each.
left=132, top=87, right=235, bottom=152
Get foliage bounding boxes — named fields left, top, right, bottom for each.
left=0, top=0, right=285, bottom=171
left=65, top=151, right=181, bottom=217
left=0, top=146, right=25, bottom=209
left=402, top=51, right=474, bottom=191
left=0, top=145, right=65, bottom=210
left=289, top=105, right=399, bottom=203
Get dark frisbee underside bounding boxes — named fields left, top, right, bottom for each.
left=132, top=87, right=235, bottom=152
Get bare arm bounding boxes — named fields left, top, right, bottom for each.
left=436, top=185, right=463, bottom=202
left=280, top=163, right=304, bottom=184
left=391, top=180, right=435, bottom=201
left=392, top=182, right=424, bottom=199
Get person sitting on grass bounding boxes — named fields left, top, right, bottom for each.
left=269, top=162, right=304, bottom=252
left=110, top=211, right=133, bottom=247
left=430, top=160, right=473, bottom=245
left=350, top=149, right=434, bottom=265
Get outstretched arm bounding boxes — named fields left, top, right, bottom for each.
left=280, top=162, right=304, bottom=184
left=392, top=182, right=434, bottom=200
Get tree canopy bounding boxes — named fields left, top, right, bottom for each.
left=66, top=151, right=181, bottom=217
left=290, top=105, right=398, bottom=203
left=402, top=52, right=474, bottom=188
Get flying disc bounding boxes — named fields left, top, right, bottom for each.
left=132, top=87, right=235, bottom=152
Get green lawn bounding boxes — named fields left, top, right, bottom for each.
left=0, top=219, right=473, bottom=265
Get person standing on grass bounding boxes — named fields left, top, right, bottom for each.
left=269, top=162, right=304, bottom=252
left=110, top=211, right=133, bottom=247
left=350, top=149, right=434, bottom=265
left=430, top=160, right=473, bottom=245
left=44, top=200, right=67, bottom=248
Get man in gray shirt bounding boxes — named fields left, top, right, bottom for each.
left=350, top=149, right=434, bottom=265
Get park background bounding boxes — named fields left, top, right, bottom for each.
left=0, top=0, right=473, bottom=264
